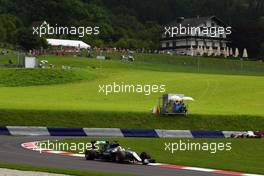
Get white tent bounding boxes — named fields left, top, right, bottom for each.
left=235, top=48, right=239, bottom=58
left=46, top=39, right=90, bottom=49
left=208, top=46, right=213, bottom=56
left=197, top=46, right=200, bottom=55
left=230, top=48, right=233, bottom=56
left=226, top=47, right=230, bottom=57
left=203, top=46, right=208, bottom=55
left=215, top=46, right=221, bottom=56
left=223, top=47, right=227, bottom=58
left=243, top=48, right=248, bottom=58
left=200, top=46, right=204, bottom=56
left=189, top=45, right=194, bottom=56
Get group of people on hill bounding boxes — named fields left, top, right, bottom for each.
left=166, top=100, right=187, bottom=114
left=1, top=49, right=8, bottom=55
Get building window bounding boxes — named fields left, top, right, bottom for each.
left=173, top=41, right=177, bottom=47
left=195, top=40, right=198, bottom=46
left=213, top=42, right=217, bottom=47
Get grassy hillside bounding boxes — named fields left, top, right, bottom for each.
left=0, top=53, right=264, bottom=130
left=0, top=69, right=95, bottom=86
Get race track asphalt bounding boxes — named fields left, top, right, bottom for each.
left=0, top=136, right=231, bottom=176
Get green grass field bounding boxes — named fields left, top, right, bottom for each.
left=0, top=68, right=95, bottom=86
left=45, top=138, right=264, bottom=175
left=0, top=53, right=264, bottom=130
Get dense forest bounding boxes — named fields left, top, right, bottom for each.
left=0, top=0, right=263, bottom=58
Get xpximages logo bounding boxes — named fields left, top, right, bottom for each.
left=32, top=21, right=100, bottom=38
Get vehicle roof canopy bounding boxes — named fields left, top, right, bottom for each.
left=163, top=94, right=194, bottom=101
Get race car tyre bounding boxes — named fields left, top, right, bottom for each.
left=115, top=151, right=126, bottom=163
left=140, top=152, right=149, bottom=160
left=230, top=134, right=235, bottom=138
left=85, top=150, right=96, bottom=160
left=140, top=152, right=151, bottom=165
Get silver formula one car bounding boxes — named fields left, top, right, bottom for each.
left=230, top=131, right=264, bottom=138
left=84, top=141, right=155, bottom=165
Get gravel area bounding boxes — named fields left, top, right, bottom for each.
left=0, top=168, right=70, bottom=176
